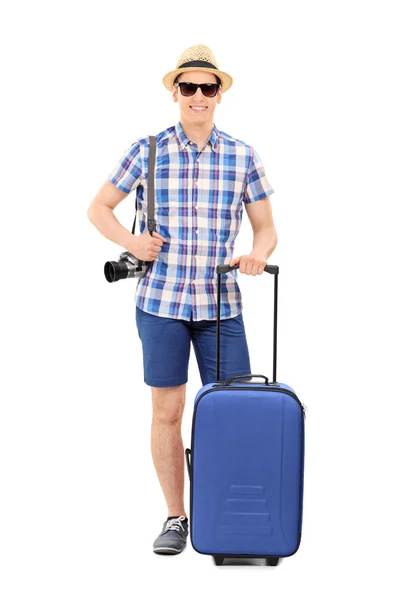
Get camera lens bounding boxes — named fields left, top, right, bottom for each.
left=104, top=260, right=129, bottom=283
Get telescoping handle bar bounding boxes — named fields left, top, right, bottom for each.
left=215, top=263, right=279, bottom=384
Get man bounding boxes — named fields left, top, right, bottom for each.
left=87, top=44, right=277, bottom=555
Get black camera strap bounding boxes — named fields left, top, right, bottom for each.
left=131, top=135, right=156, bottom=237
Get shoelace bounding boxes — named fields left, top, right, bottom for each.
left=164, top=516, right=186, bottom=532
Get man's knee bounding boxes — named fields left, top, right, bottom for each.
left=151, top=383, right=186, bottom=423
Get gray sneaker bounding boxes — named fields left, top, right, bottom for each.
left=153, top=516, right=189, bottom=555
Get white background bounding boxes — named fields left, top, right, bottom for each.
left=1, top=0, right=400, bottom=598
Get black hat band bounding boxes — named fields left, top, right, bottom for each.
left=178, top=60, right=217, bottom=70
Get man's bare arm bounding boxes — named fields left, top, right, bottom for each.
left=87, top=180, right=167, bottom=261
left=87, top=180, right=135, bottom=252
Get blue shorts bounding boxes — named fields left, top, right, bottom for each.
left=135, top=306, right=252, bottom=388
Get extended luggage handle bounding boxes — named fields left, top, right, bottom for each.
left=216, top=264, right=279, bottom=276
left=216, top=263, right=279, bottom=384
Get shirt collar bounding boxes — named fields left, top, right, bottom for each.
left=175, top=120, right=219, bottom=152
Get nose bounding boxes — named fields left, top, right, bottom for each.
left=193, top=88, right=206, bottom=102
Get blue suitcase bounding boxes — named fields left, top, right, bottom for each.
left=185, top=263, right=307, bottom=566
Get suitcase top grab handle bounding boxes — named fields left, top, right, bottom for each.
left=215, top=263, right=279, bottom=384
left=223, top=374, right=270, bottom=386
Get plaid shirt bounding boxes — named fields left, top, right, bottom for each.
left=108, top=121, right=274, bottom=321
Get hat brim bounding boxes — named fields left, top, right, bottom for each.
left=162, top=67, right=233, bottom=93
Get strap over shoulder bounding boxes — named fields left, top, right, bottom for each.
left=131, top=135, right=156, bottom=236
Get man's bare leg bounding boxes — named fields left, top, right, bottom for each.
left=150, top=383, right=188, bottom=518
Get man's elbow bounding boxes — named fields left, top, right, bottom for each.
left=87, top=204, right=96, bottom=223
left=267, top=224, right=277, bottom=244
left=269, top=227, right=278, bottom=254
left=87, top=203, right=103, bottom=224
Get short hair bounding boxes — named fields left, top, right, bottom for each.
left=174, top=73, right=221, bottom=86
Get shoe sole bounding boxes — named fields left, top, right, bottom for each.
left=153, top=545, right=186, bottom=555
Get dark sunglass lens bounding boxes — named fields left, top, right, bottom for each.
left=202, top=84, right=219, bottom=97
left=180, top=83, right=197, bottom=96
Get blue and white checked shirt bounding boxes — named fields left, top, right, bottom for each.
left=108, top=121, right=274, bottom=321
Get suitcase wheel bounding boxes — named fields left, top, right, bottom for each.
left=213, top=555, right=224, bottom=566
left=266, top=556, right=280, bottom=566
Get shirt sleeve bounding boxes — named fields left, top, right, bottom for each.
left=108, top=141, right=143, bottom=194
left=242, top=146, right=275, bottom=204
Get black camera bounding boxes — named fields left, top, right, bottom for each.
left=104, top=251, right=149, bottom=283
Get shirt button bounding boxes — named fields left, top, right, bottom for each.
left=195, top=181, right=198, bottom=186
left=195, top=229, right=199, bottom=234
left=194, top=205, right=198, bottom=210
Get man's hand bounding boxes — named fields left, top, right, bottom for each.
left=128, top=231, right=168, bottom=262
left=229, top=250, right=268, bottom=275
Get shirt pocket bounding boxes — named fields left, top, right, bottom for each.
left=208, top=201, right=242, bottom=244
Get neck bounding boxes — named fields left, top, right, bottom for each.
left=179, top=116, right=214, bottom=149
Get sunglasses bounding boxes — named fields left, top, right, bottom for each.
left=174, top=82, right=220, bottom=98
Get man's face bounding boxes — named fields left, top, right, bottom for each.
left=172, top=70, right=222, bottom=123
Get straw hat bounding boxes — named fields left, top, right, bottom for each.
left=162, top=44, right=233, bottom=93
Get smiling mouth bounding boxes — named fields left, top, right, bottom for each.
left=190, top=106, right=208, bottom=111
